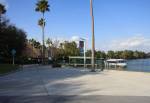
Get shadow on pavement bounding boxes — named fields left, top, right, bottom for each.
left=0, top=95, right=150, bottom=103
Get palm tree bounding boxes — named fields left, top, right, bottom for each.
left=46, top=38, right=52, bottom=47
left=38, top=18, right=45, bottom=27
left=35, top=0, right=50, bottom=64
left=0, top=3, right=6, bottom=23
left=46, top=38, right=53, bottom=57
left=90, top=0, right=95, bottom=72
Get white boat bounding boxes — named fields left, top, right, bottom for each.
left=105, top=59, right=127, bottom=67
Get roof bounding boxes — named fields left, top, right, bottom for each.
left=69, top=56, right=91, bottom=59
left=69, top=56, right=104, bottom=60
left=106, top=59, right=126, bottom=62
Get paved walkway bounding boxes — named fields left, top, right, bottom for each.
left=0, top=66, right=150, bottom=103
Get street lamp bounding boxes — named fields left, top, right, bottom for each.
left=90, top=0, right=95, bottom=72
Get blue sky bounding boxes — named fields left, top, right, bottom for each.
left=1, top=0, right=150, bottom=52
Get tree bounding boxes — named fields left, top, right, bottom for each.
left=38, top=18, right=45, bottom=27
left=96, top=51, right=106, bottom=59
left=107, top=51, right=115, bottom=59
left=0, top=3, right=6, bottom=23
left=46, top=38, right=52, bottom=48
left=86, top=50, right=92, bottom=57
left=146, top=52, right=150, bottom=58
left=0, top=4, right=27, bottom=63
left=0, top=22, right=27, bottom=63
left=35, top=0, right=50, bottom=64
left=63, top=41, right=80, bottom=57
left=29, top=38, right=41, bottom=49
left=114, top=51, right=123, bottom=59
left=46, top=38, right=53, bottom=57
left=119, top=50, right=133, bottom=59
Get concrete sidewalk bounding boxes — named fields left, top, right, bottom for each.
left=0, top=66, right=150, bottom=102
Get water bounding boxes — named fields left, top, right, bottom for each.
left=125, top=59, right=150, bottom=72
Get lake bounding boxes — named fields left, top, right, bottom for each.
left=126, top=58, right=150, bottom=72
left=103, top=58, right=150, bottom=72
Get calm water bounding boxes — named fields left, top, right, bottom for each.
left=126, top=59, right=150, bottom=72
left=104, top=59, right=150, bottom=72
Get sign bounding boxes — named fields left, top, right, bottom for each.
left=79, top=41, right=84, bottom=54
left=11, top=49, right=16, bottom=56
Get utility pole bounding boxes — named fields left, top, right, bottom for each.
left=90, top=0, right=95, bottom=72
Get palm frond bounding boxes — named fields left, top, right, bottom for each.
left=35, top=0, right=50, bottom=13
left=38, top=18, right=45, bottom=27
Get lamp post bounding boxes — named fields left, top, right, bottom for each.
left=90, top=0, right=95, bottom=72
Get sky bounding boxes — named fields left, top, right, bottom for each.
left=1, top=0, right=150, bottom=52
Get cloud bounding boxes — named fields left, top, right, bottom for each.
left=71, top=36, right=80, bottom=41
left=0, top=0, right=9, bottom=9
left=106, top=35, right=150, bottom=52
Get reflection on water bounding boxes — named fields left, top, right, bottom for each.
left=104, top=59, right=150, bottom=72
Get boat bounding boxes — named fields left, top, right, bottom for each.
left=105, top=59, right=127, bottom=68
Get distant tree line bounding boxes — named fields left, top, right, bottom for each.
left=46, top=39, right=80, bottom=63
left=29, top=38, right=149, bottom=62
left=25, top=38, right=80, bottom=63
left=86, top=50, right=149, bottom=59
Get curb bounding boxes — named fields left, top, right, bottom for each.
left=22, top=64, right=39, bottom=68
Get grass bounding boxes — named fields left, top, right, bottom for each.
left=0, top=64, right=19, bottom=75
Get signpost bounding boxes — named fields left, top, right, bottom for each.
left=79, top=41, right=84, bottom=54
left=79, top=38, right=87, bottom=68
left=11, top=49, right=16, bottom=65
